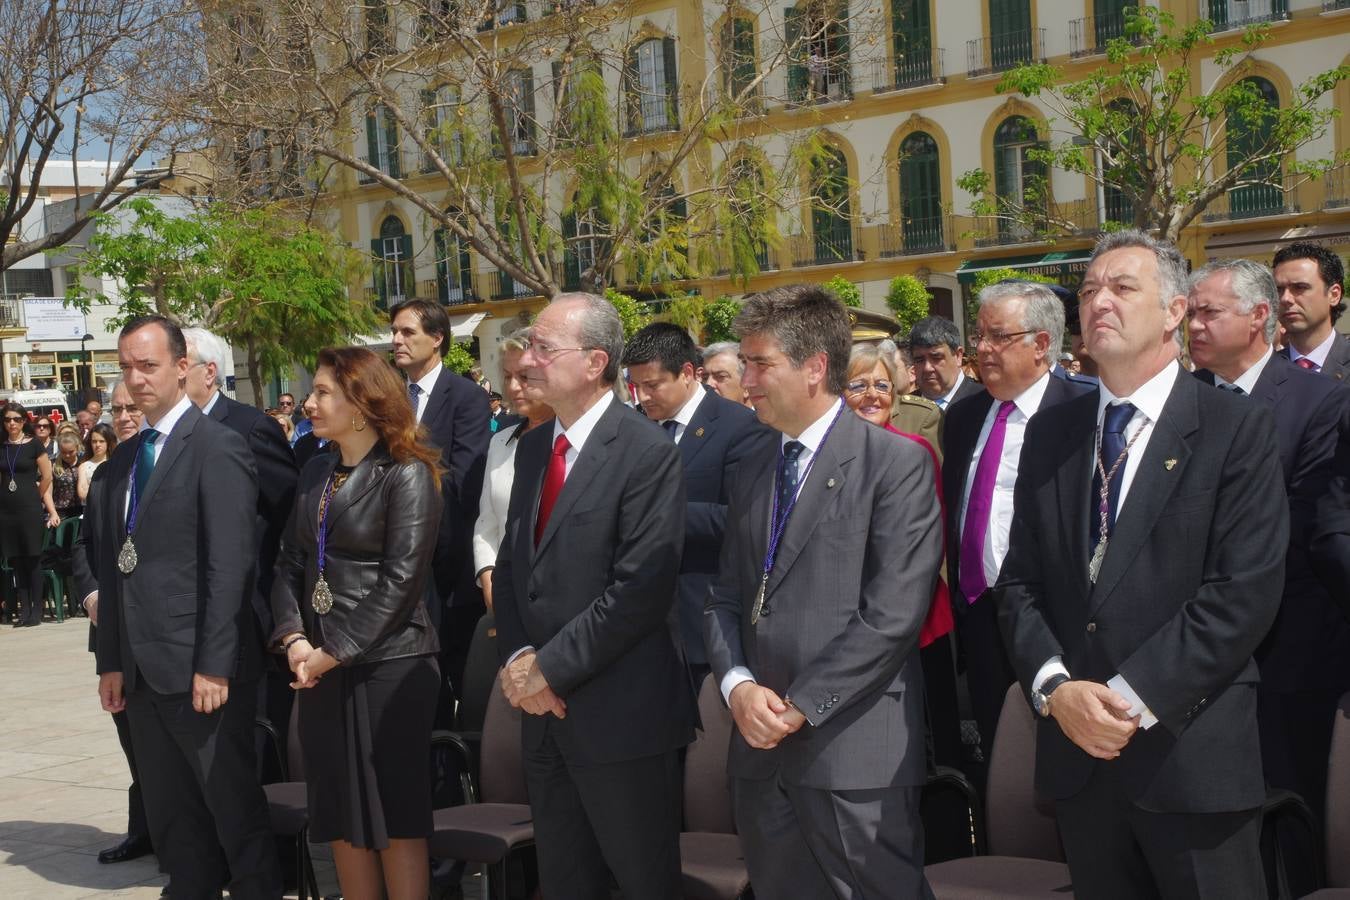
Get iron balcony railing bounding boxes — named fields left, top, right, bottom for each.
left=1069, top=12, right=1137, bottom=58
left=876, top=215, right=955, bottom=258
left=789, top=221, right=861, bottom=267
left=1201, top=0, right=1289, bottom=31
left=869, top=47, right=945, bottom=94
left=1203, top=172, right=1301, bottom=222
left=1325, top=164, right=1349, bottom=210
left=971, top=199, right=1099, bottom=248
left=967, top=28, right=1045, bottom=78
left=485, top=270, right=538, bottom=301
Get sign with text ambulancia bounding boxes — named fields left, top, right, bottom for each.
left=23, top=298, right=87, bottom=342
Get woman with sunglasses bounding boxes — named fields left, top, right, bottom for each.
left=1, top=402, right=60, bottom=626
left=32, top=417, right=57, bottom=462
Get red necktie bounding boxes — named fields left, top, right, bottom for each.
left=1295, top=357, right=1317, bottom=371
left=535, top=434, right=571, bottom=545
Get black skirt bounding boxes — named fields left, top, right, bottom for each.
left=298, top=654, right=440, bottom=849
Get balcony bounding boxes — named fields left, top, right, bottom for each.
left=787, top=59, right=852, bottom=106
left=967, top=29, right=1045, bottom=78
left=416, top=278, right=479, bottom=307
left=478, top=2, right=526, bottom=31
left=790, top=222, right=862, bottom=267
left=876, top=215, right=955, bottom=258
left=971, top=199, right=1099, bottom=248
left=1069, top=12, right=1136, bottom=57
left=712, top=242, right=776, bottom=276
left=1325, top=164, right=1349, bottom=210
left=1325, top=0, right=1350, bottom=11
left=1203, top=172, right=1301, bottom=222
left=485, top=270, right=538, bottom=301
left=1201, top=0, right=1289, bottom=32
left=869, top=48, right=945, bottom=94
left=0, top=296, right=22, bottom=330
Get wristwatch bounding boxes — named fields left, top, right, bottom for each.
left=1032, top=674, right=1071, bottom=718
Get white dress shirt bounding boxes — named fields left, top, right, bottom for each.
left=661, top=385, right=706, bottom=444
left=1288, top=329, right=1336, bottom=372
left=935, top=371, right=968, bottom=409
left=409, top=363, right=443, bottom=424
left=472, top=422, right=527, bottom=584
left=1035, top=362, right=1182, bottom=730
left=958, top=372, right=1051, bottom=589
left=720, top=398, right=844, bottom=704
left=200, top=390, right=221, bottom=416
left=1213, top=345, right=1273, bottom=395
left=124, top=393, right=195, bottom=520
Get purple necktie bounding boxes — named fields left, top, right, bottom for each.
left=959, top=401, right=1016, bottom=603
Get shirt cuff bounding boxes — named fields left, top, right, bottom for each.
left=720, top=667, right=756, bottom=705
left=82, top=592, right=97, bottom=611
left=1107, top=673, right=1159, bottom=729
left=1032, top=656, right=1070, bottom=694
left=505, top=645, right=535, bottom=667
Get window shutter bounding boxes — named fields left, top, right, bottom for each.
left=434, top=229, right=449, bottom=303
left=384, top=107, right=401, bottom=178
left=519, top=70, right=536, bottom=152
left=784, top=7, right=806, bottom=101
left=371, top=238, right=387, bottom=307
left=622, top=48, right=639, bottom=135
left=662, top=36, right=679, bottom=127
left=399, top=233, right=415, bottom=298
left=365, top=110, right=379, bottom=169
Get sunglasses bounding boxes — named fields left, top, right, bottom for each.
left=35, top=422, right=52, bottom=429
left=3, top=416, right=24, bottom=423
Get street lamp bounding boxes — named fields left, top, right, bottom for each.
left=79, top=332, right=94, bottom=401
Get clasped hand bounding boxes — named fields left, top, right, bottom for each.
left=1049, top=680, right=1140, bottom=760
left=500, top=651, right=566, bottom=719
left=729, top=682, right=806, bottom=750
left=286, top=638, right=337, bottom=690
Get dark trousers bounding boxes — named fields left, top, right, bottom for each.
left=522, top=721, right=682, bottom=900
left=732, top=776, right=933, bottom=900
left=126, top=679, right=281, bottom=900
left=111, top=709, right=150, bottom=842
left=959, top=591, right=1016, bottom=768
left=1258, top=685, right=1340, bottom=826
left=1055, top=761, right=1264, bottom=900
left=920, top=633, right=963, bottom=771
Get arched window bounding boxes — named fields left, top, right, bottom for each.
left=434, top=212, right=473, bottom=305
left=993, top=115, right=1045, bottom=241
left=727, top=159, right=771, bottom=272
left=634, top=176, right=688, bottom=285
left=1226, top=76, right=1283, bottom=218
left=625, top=37, right=679, bottom=135
left=371, top=216, right=412, bottom=309
left=809, top=147, right=853, bottom=264
left=899, top=131, right=943, bottom=252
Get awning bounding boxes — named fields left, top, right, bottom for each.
left=956, top=249, right=1092, bottom=285
left=1205, top=223, right=1350, bottom=258
left=449, top=311, right=489, bottom=342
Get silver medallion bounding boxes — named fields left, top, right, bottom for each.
left=117, top=536, right=138, bottom=575
left=750, top=573, right=768, bottom=625
left=311, top=573, right=334, bottom=614
left=1088, top=538, right=1107, bottom=585
left=7, top=480, right=14, bottom=492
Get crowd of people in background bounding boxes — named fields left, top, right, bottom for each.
left=0, top=231, right=1345, bottom=900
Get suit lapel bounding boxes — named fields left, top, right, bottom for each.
left=419, top=368, right=450, bottom=427
left=208, top=393, right=230, bottom=423
left=1051, top=394, right=1097, bottom=601
left=1249, top=354, right=1284, bottom=406
left=1088, top=375, right=1197, bottom=615
left=679, top=393, right=719, bottom=469
left=534, top=402, right=621, bottom=559
left=950, top=394, right=994, bottom=498
left=133, top=407, right=200, bottom=531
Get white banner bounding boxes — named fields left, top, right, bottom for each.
left=23, top=297, right=87, bottom=342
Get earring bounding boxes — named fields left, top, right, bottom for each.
left=352, top=417, right=367, bottom=432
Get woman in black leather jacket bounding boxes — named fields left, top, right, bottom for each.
left=271, top=346, right=443, bottom=900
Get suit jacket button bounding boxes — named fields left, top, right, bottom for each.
left=528, top=592, right=538, bottom=601
left=759, top=604, right=771, bottom=617
left=831, top=694, right=839, bottom=702
left=816, top=705, right=826, bottom=715
left=1086, top=622, right=1097, bottom=633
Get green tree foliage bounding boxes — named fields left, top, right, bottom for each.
left=959, top=7, right=1347, bottom=242
left=658, top=293, right=709, bottom=343
left=970, top=267, right=1057, bottom=293
left=822, top=274, right=861, bottom=308
left=884, top=275, right=932, bottom=336
left=703, top=295, right=742, bottom=344
left=604, top=287, right=653, bottom=340
left=442, top=342, right=476, bottom=376
left=67, top=198, right=379, bottom=399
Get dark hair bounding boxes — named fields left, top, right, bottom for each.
left=622, top=322, right=700, bottom=376
left=85, top=422, right=118, bottom=459
left=488, top=391, right=503, bottom=402
left=389, top=298, right=451, bottom=344
left=908, top=316, right=962, bottom=353
left=278, top=392, right=295, bottom=403
left=734, top=284, right=851, bottom=394
left=120, top=315, right=187, bottom=360
left=1273, top=241, right=1345, bottom=322
left=1, top=401, right=33, bottom=437
left=316, top=346, right=442, bottom=488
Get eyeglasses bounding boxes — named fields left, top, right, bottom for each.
left=845, top=378, right=893, bottom=396
left=110, top=405, right=141, bottom=416
left=971, top=329, right=1037, bottom=349
left=278, top=399, right=295, bottom=407
left=3, top=416, right=24, bottom=424
left=35, top=422, right=52, bottom=429
left=523, top=339, right=588, bottom=360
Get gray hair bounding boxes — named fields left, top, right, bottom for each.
left=977, top=281, right=1066, bottom=353
left=554, top=292, right=624, bottom=384
left=181, top=327, right=228, bottom=388
left=1189, top=258, right=1279, bottom=344
left=702, top=341, right=744, bottom=375
left=734, top=284, right=852, bottom=394
left=847, top=344, right=899, bottom=417
left=1089, top=229, right=1190, bottom=310
left=500, top=328, right=530, bottom=355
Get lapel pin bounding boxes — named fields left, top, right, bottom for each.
left=695, top=427, right=705, bottom=437
left=1164, top=459, right=1177, bottom=471
left=827, top=477, right=837, bottom=488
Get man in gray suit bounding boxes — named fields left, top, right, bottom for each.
left=705, top=284, right=943, bottom=899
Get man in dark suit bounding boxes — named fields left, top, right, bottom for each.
left=996, top=232, right=1286, bottom=898
left=94, top=315, right=280, bottom=899
left=705, top=285, right=943, bottom=899
left=910, top=315, right=986, bottom=410
left=943, top=281, right=1094, bottom=771
left=1313, top=405, right=1350, bottom=619
left=390, top=299, right=490, bottom=700
left=622, top=323, right=775, bottom=686
left=1274, top=241, right=1349, bottom=382
left=183, top=327, right=299, bottom=769
left=495, top=293, right=696, bottom=900
left=1188, top=258, right=1350, bottom=824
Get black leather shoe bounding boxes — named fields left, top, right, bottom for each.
left=97, top=835, right=153, bottom=863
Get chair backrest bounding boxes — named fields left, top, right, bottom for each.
left=985, top=683, right=1063, bottom=861
left=56, top=516, right=80, bottom=548
left=479, top=675, right=527, bottom=805
left=683, top=674, right=737, bottom=834
left=1326, top=692, right=1350, bottom=887
left=287, top=695, right=305, bottom=783
left=455, top=614, right=499, bottom=732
